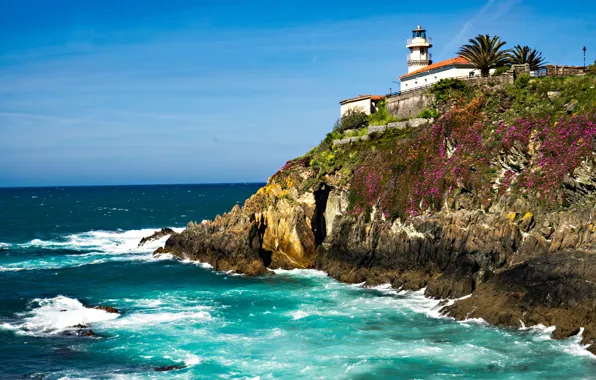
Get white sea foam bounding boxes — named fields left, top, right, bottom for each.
left=0, top=266, right=25, bottom=272
left=105, top=310, right=211, bottom=328
left=175, top=351, right=202, bottom=367
left=290, top=310, right=309, bottom=320
left=272, top=268, right=328, bottom=278
left=0, top=295, right=119, bottom=336
left=1, top=227, right=184, bottom=271
left=16, top=227, right=183, bottom=254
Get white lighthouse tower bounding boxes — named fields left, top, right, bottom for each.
left=406, top=25, right=432, bottom=73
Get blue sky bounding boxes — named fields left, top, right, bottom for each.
left=1, top=0, right=594, bottom=186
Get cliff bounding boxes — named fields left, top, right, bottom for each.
left=155, top=75, right=596, bottom=353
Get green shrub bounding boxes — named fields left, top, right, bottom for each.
left=431, top=78, right=467, bottom=102
left=418, top=108, right=439, bottom=119
left=369, top=99, right=399, bottom=125
left=515, top=73, right=530, bottom=89
left=357, top=127, right=369, bottom=137
left=493, top=65, right=511, bottom=76
left=334, top=108, right=369, bottom=133
left=588, top=60, right=596, bottom=75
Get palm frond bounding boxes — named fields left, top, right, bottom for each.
left=508, top=45, right=547, bottom=70
left=457, top=34, right=510, bottom=76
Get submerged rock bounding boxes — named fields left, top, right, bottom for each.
left=63, top=328, right=97, bottom=337
left=78, top=329, right=96, bottom=337
left=154, top=365, right=186, bottom=372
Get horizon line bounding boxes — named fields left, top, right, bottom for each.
left=0, top=181, right=267, bottom=190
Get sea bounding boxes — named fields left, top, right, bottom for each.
left=0, top=184, right=594, bottom=379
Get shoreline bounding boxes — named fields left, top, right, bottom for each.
left=156, top=245, right=596, bottom=359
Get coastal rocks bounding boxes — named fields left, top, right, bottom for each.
left=158, top=181, right=322, bottom=274
left=64, top=323, right=97, bottom=337
left=138, top=228, right=176, bottom=247
left=442, top=251, right=596, bottom=344
left=316, top=210, right=522, bottom=298
left=159, top=204, right=268, bottom=276
left=92, top=306, right=120, bottom=314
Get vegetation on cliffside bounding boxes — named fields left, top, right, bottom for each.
left=273, top=75, right=596, bottom=219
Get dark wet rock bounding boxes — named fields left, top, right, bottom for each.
left=79, top=329, right=96, bottom=337
left=92, top=306, right=120, bottom=314
left=138, top=228, right=176, bottom=247
left=63, top=328, right=97, bottom=337
left=154, top=365, right=186, bottom=372
left=72, top=324, right=89, bottom=329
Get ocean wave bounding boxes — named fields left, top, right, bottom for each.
left=0, top=227, right=183, bottom=272
left=11, top=227, right=183, bottom=253
left=0, top=295, right=119, bottom=336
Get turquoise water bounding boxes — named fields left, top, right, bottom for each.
left=1, top=185, right=595, bottom=379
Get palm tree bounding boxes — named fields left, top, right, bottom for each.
left=457, top=34, right=510, bottom=77
left=508, top=45, right=546, bottom=71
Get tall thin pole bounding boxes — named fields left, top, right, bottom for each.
left=583, top=46, right=587, bottom=69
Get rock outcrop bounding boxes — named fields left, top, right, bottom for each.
left=138, top=228, right=176, bottom=247
left=92, top=305, right=120, bottom=314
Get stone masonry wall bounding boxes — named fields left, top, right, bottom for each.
left=386, top=92, right=433, bottom=120
left=386, top=75, right=515, bottom=120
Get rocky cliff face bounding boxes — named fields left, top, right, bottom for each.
left=156, top=78, right=596, bottom=354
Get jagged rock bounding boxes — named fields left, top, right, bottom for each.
left=79, top=329, right=96, bottom=337
left=63, top=328, right=97, bottom=337
left=517, top=212, right=535, bottom=232
left=92, top=306, right=120, bottom=314
left=138, top=228, right=176, bottom=247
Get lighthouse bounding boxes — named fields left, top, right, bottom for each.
left=406, top=25, right=432, bottom=73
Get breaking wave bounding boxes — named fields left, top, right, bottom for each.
left=0, top=296, right=119, bottom=336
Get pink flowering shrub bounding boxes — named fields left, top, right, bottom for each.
left=348, top=96, right=596, bottom=218
left=498, top=114, right=596, bottom=202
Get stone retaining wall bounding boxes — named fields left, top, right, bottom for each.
left=333, top=118, right=433, bottom=146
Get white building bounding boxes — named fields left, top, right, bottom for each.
left=339, top=94, right=385, bottom=117
left=400, top=25, right=478, bottom=92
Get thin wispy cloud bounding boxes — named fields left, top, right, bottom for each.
left=439, top=0, right=522, bottom=58
left=0, top=112, right=83, bottom=124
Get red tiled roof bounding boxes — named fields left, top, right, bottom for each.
left=400, top=57, right=473, bottom=80
left=339, top=94, right=386, bottom=105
